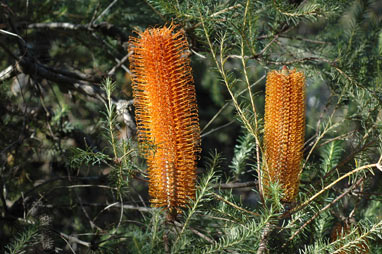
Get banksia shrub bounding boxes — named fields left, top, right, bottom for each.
left=263, top=66, right=305, bottom=203
left=128, top=25, right=201, bottom=214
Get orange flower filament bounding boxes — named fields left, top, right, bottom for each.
left=128, top=25, right=201, bottom=212
left=263, top=66, right=305, bottom=202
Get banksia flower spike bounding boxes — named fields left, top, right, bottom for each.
left=263, top=66, right=305, bottom=203
left=128, top=24, right=201, bottom=214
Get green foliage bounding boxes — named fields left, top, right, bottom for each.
left=229, top=131, right=256, bottom=178
left=5, top=225, right=39, bottom=254
left=320, top=140, right=344, bottom=173
left=69, top=146, right=111, bottom=168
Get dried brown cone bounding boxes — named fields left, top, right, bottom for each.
left=263, top=66, right=305, bottom=203
left=128, top=24, right=201, bottom=214
left=330, top=222, right=369, bottom=254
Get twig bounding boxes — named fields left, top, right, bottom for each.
left=173, top=220, right=214, bottom=243
left=279, top=35, right=328, bottom=45
left=142, top=0, right=165, bottom=21
left=200, top=13, right=255, bottom=137
left=58, top=232, right=91, bottom=248
left=303, top=122, right=340, bottom=169
left=0, top=28, right=26, bottom=47
left=255, top=34, right=280, bottom=57
left=292, top=161, right=379, bottom=214
left=201, top=103, right=229, bottom=134
left=190, top=49, right=206, bottom=59
left=115, top=194, right=124, bottom=234
left=164, top=231, right=170, bottom=254
left=59, top=234, right=77, bottom=254
left=322, top=140, right=376, bottom=182
left=264, top=56, right=333, bottom=65
left=60, top=184, right=116, bottom=190
left=43, top=65, right=100, bottom=83
left=6, top=176, right=103, bottom=211
left=108, top=52, right=131, bottom=76
left=27, top=21, right=129, bottom=44
left=0, top=65, right=16, bottom=81
left=257, top=222, right=274, bottom=254
left=40, top=202, right=152, bottom=213
left=191, top=3, right=243, bottom=28
left=272, top=0, right=321, bottom=17
left=74, top=189, right=102, bottom=231
left=210, top=3, right=243, bottom=18
left=285, top=177, right=364, bottom=245
left=91, top=202, right=151, bottom=211
left=213, top=193, right=259, bottom=216
left=240, top=31, right=263, bottom=198
left=15, top=55, right=104, bottom=99
left=92, top=0, right=118, bottom=24
left=200, top=75, right=265, bottom=135
left=6, top=50, right=135, bottom=131
left=201, top=120, right=235, bottom=138
left=330, top=219, right=382, bottom=254
left=88, top=30, right=129, bottom=73
left=316, top=130, right=356, bottom=149
left=218, top=181, right=258, bottom=189
left=0, top=180, right=7, bottom=214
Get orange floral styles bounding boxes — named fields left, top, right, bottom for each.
left=128, top=25, right=201, bottom=213
left=263, top=66, right=305, bottom=203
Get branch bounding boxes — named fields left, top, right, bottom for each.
left=16, top=55, right=105, bottom=100
left=0, top=28, right=26, bottom=47
left=0, top=27, right=104, bottom=96
left=173, top=220, right=214, bottom=244
left=218, top=181, right=258, bottom=189
left=13, top=54, right=136, bottom=135
left=108, top=52, right=131, bottom=76
left=272, top=0, right=322, bottom=18
left=1, top=15, right=137, bottom=142
left=86, top=202, right=152, bottom=212
left=0, top=65, right=16, bottom=81
left=1, top=22, right=135, bottom=136
left=213, top=193, right=260, bottom=216
left=267, top=56, right=333, bottom=65
left=257, top=222, right=274, bottom=254
left=0, top=19, right=25, bottom=54
left=92, top=0, right=118, bottom=24
left=190, top=3, right=243, bottom=29
left=285, top=177, right=364, bottom=244
left=292, top=160, right=380, bottom=214
left=58, top=232, right=91, bottom=248
left=27, top=21, right=129, bottom=44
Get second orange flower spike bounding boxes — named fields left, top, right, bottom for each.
left=263, top=66, right=305, bottom=203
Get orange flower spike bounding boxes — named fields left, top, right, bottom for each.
left=128, top=25, right=201, bottom=214
left=263, top=66, right=305, bottom=203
